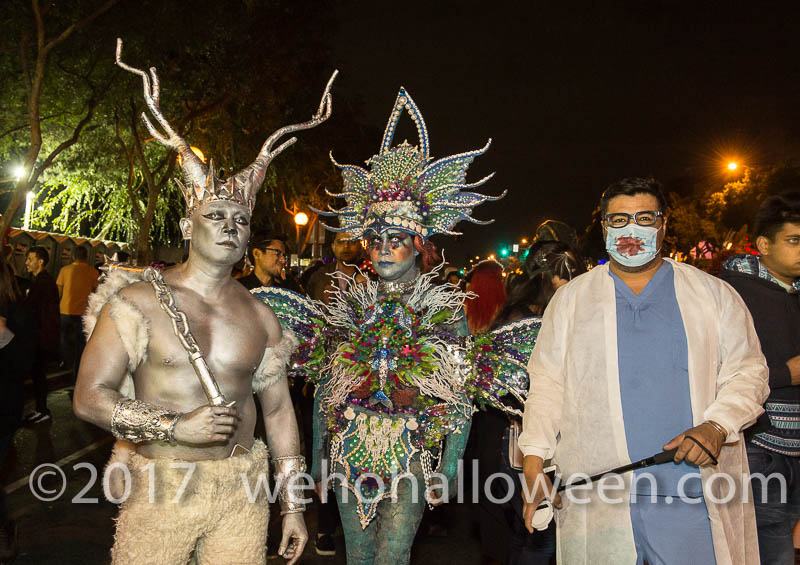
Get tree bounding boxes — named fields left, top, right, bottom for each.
left=666, top=161, right=800, bottom=259
left=9, top=0, right=362, bottom=262
left=0, top=0, right=120, bottom=235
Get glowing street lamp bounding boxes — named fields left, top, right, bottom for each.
left=521, top=238, right=528, bottom=245
left=13, top=165, right=25, bottom=181
left=727, top=161, right=738, bottom=171
left=176, top=146, right=206, bottom=166
left=23, top=191, right=35, bottom=230
left=294, top=212, right=309, bottom=226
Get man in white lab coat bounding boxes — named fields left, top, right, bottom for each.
left=519, top=177, right=769, bottom=565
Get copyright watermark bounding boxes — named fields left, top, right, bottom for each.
left=24, top=459, right=789, bottom=507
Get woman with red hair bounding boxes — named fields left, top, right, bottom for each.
left=464, top=260, right=507, bottom=334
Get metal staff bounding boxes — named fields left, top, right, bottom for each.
left=557, top=447, right=678, bottom=492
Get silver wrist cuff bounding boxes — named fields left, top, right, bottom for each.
left=273, top=455, right=307, bottom=515
left=111, top=398, right=182, bottom=443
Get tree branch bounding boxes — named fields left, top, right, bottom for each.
left=41, top=0, right=120, bottom=57
left=0, top=112, right=68, bottom=140
left=28, top=77, right=111, bottom=188
left=114, top=111, right=142, bottom=224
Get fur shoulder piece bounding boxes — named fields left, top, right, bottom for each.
left=82, top=269, right=150, bottom=377
left=253, top=330, right=299, bottom=393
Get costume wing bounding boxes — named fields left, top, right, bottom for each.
left=467, top=316, right=541, bottom=417
left=250, top=286, right=328, bottom=381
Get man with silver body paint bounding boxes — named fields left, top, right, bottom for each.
left=73, top=39, right=337, bottom=565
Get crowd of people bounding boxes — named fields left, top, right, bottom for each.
left=0, top=42, right=797, bottom=565
left=0, top=244, right=99, bottom=559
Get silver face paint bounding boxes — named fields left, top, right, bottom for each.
left=189, top=200, right=251, bottom=264
left=366, top=230, right=418, bottom=281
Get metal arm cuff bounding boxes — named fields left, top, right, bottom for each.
left=273, top=455, right=307, bottom=515
left=110, top=398, right=182, bottom=444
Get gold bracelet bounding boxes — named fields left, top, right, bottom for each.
left=704, top=420, right=728, bottom=441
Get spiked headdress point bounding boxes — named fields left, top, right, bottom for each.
left=115, top=38, right=337, bottom=216
left=314, top=88, right=504, bottom=240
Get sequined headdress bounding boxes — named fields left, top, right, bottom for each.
left=314, top=88, right=504, bottom=240
left=115, top=38, right=337, bottom=217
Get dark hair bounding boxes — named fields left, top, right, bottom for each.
left=248, top=230, right=287, bottom=263
left=753, top=191, right=800, bottom=241
left=72, top=246, right=88, bottom=261
left=600, top=177, right=666, bottom=215
left=495, top=241, right=585, bottom=325
left=0, top=252, right=22, bottom=306
left=525, top=240, right=582, bottom=281
left=28, top=246, right=49, bottom=266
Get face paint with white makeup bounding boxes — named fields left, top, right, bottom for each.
left=366, top=230, right=418, bottom=281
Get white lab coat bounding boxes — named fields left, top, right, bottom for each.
left=519, top=259, right=768, bottom=565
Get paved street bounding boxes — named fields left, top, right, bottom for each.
left=2, top=373, right=485, bottom=564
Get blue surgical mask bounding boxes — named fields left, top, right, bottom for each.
left=605, top=223, right=662, bottom=267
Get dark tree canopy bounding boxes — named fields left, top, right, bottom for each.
left=1, top=0, right=367, bottom=262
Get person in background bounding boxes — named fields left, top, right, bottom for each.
left=443, top=266, right=461, bottom=286
left=56, top=246, right=99, bottom=382
left=238, top=230, right=303, bottom=293
left=464, top=260, right=506, bottom=335
left=298, top=259, right=324, bottom=291
left=22, top=246, right=60, bottom=425
left=0, top=251, right=34, bottom=561
left=302, top=232, right=366, bottom=556
left=498, top=240, right=584, bottom=322
left=472, top=240, right=584, bottom=565
left=720, top=191, right=800, bottom=564
left=306, top=231, right=365, bottom=304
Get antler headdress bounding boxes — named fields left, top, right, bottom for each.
left=313, top=88, right=504, bottom=240
left=115, top=38, right=338, bottom=216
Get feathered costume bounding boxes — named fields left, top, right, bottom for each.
left=252, top=88, right=540, bottom=564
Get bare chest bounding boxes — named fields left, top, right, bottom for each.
left=144, top=296, right=268, bottom=378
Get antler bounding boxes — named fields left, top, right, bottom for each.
left=262, top=69, right=339, bottom=160
left=227, top=70, right=339, bottom=198
left=115, top=38, right=207, bottom=186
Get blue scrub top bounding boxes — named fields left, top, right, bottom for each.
left=610, top=261, right=703, bottom=497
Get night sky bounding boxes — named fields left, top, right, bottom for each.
left=321, top=1, right=800, bottom=260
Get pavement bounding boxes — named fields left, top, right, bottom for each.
left=2, top=370, right=486, bottom=564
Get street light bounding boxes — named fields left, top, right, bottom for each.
left=176, top=146, right=206, bottom=166
left=23, top=191, right=35, bottom=230
left=13, top=165, right=25, bottom=181
left=293, top=211, right=310, bottom=266
left=727, top=161, right=738, bottom=171
left=521, top=238, right=528, bottom=245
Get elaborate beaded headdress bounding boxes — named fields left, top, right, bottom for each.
left=314, top=88, right=504, bottom=240
left=115, top=38, right=337, bottom=217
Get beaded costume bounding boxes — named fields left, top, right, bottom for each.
left=253, top=88, right=540, bottom=564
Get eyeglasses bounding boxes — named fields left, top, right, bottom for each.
left=603, top=210, right=663, bottom=228
left=260, top=247, right=287, bottom=260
